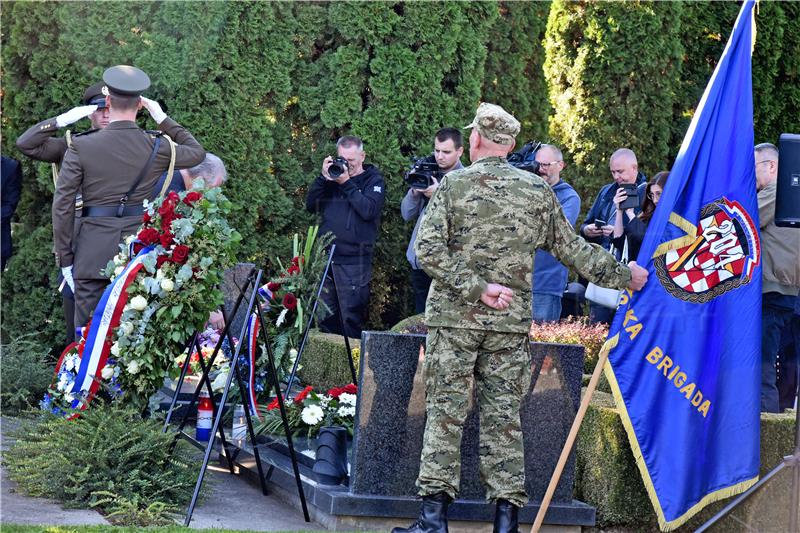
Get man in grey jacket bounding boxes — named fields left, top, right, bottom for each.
left=755, top=142, right=800, bottom=412
left=401, top=128, right=464, bottom=314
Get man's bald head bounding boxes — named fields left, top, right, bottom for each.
left=609, top=148, right=638, bottom=185
left=187, top=153, right=227, bottom=188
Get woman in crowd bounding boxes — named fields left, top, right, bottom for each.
left=612, top=170, right=668, bottom=261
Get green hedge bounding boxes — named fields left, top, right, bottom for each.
left=297, top=330, right=360, bottom=391
left=576, top=391, right=798, bottom=530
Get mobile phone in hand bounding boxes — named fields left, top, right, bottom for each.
left=594, top=219, right=606, bottom=229
left=619, top=184, right=640, bottom=210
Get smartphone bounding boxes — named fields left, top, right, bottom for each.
left=594, top=219, right=606, bottom=229
left=619, top=184, right=640, bottom=210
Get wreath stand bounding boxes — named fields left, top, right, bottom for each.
left=163, top=267, right=310, bottom=525
left=284, top=243, right=358, bottom=395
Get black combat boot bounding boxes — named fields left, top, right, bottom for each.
left=492, top=499, right=520, bottom=533
left=391, top=492, right=450, bottom=533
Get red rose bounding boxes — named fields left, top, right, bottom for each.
left=132, top=242, right=145, bottom=255
left=266, top=397, right=281, bottom=411
left=266, top=282, right=281, bottom=292
left=183, top=191, right=202, bottom=205
left=156, top=255, right=169, bottom=268
left=172, top=244, right=190, bottom=264
left=291, top=256, right=300, bottom=266
left=137, top=228, right=159, bottom=245
left=158, top=203, right=175, bottom=218
left=287, top=265, right=300, bottom=275
left=143, top=212, right=152, bottom=224
left=293, top=386, right=313, bottom=404
left=159, top=232, right=174, bottom=248
left=282, top=292, right=297, bottom=310
left=328, top=386, right=343, bottom=399
left=166, top=191, right=180, bottom=203
left=342, top=383, right=357, bottom=395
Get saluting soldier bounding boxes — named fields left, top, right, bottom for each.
left=52, top=65, right=205, bottom=331
left=16, top=81, right=110, bottom=346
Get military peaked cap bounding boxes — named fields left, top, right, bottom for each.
left=102, top=65, right=151, bottom=97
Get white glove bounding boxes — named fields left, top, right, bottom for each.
left=61, top=266, right=75, bottom=293
left=140, top=96, right=167, bottom=124
left=55, top=105, right=98, bottom=128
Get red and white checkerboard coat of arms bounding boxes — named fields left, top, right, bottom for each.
left=655, top=198, right=760, bottom=303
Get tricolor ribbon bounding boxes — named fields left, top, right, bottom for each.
left=245, top=312, right=261, bottom=420
left=55, top=244, right=154, bottom=412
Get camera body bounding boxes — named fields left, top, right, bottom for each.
left=508, top=140, right=543, bottom=176
left=328, top=156, right=349, bottom=179
left=618, top=183, right=640, bottom=210
left=404, top=154, right=444, bottom=189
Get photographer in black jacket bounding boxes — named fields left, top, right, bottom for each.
left=306, top=135, right=386, bottom=339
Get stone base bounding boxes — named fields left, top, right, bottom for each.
left=222, top=441, right=594, bottom=532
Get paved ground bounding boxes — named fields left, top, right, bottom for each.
left=0, top=416, right=326, bottom=531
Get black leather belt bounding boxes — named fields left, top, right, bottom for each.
left=82, top=205, right=145, bottom=218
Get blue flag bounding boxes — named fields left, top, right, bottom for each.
left=603, top=1, right=760, bottom=530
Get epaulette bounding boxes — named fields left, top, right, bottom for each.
left=73, top=128, right=99, bottom=137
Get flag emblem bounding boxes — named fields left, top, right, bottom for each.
left=655, top=198, right=760, bottom=303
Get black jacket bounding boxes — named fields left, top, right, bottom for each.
left=305, top=164, right=386, bottom=262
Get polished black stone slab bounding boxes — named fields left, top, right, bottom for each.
left=351, top=332, right=585, bottom=504
left=222, top=263, right=256, bottom=341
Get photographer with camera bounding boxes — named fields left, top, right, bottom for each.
left=401, top=128, right=464, bottom=314
left=580, top=148, right=646, bottom=323
left=306, top=135, right=386, bottom=339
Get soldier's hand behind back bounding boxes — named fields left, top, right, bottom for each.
left=627, top=261, right=648, bottom=291
left=481, top=283, right=514, bottom=310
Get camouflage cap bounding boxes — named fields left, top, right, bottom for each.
left=463, top=102, right=520, bottom=145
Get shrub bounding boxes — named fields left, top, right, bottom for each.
left=0, top=334, right=54, bottom=413
left=529, top=316, right=609, bottom=373
left=3, top=405, right=203, bottom=526
left=296, top=330, right=360, bottom=391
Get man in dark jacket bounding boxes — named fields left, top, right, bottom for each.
left=1, top=156, right=23, bottom=270
left=580, top=148, right=646, bottom=323
left=306, top=135, right=386, bottom=339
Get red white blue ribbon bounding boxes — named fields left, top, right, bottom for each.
left=245, top=312, right=261, bottom=420
left=60, top=245, right=154, bottom=410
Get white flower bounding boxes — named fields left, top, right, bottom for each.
left=57, top=374, right=70, bottom=391
left=337, top=405, right=355, bottom=418
left=130, top=295, right=148, bottom=311
left=120, top=322, right=134, bottom=336
left=101, top=365, right=114, bottom=380
left=64, top=357, right=75, bottom=371
left=289, top=348, right=298, bottom=361
left=110, top=342, right=121, bottom=357
left=301, top=405, right=324, bottom=426
left=126, top=360, right=140, bottom=375
left=319, top=395, right=331, bottom=409
left=114, top=266, right=124, bottom=276
left=160, top=278, right=175, bottom=292
left=156, top=268, right=165, bottom=280
left=276, top=308, right=289, bottom=327
left=124, top=234, right=135, bottom=246
left=338, top=392, right=357, bottom=407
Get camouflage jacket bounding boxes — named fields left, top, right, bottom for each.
left=415, top=156, right=631, bottom=333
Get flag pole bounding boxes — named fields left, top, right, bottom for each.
left=530, top=340, right=611, bottom=533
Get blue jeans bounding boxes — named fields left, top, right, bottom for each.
left=761, top=292, right=797, bottom=413
left=532, top=294, right=562, bottom=322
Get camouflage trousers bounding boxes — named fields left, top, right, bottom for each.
left=416, top=326, right=531, bottom=507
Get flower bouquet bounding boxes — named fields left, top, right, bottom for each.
left=43, top=183, right=241, bottom=413
left=255, top=383, right=358, bottom=439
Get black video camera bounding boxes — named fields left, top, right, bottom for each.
left=508, top=140, right=543, bottom=176
left=404, top=155, right=443, bottom=190
left=328, top=156, right=349, bottom=179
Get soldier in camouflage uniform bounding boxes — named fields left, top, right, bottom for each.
left=392, top=103, right=648, bottom=533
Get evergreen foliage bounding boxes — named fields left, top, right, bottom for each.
left=0, top=334, right=53, bottom=412
left=2, top=1, right=797, bottom=358
left=3, top=405, right=201, bottom=526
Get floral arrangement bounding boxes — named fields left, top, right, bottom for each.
left=254, top=226, right=333, bottom=382
left=44, top=183, right=241, bottom=412
left=529, top=316, right=609, bottom=373
left=255, top=383, right=358, bottom=439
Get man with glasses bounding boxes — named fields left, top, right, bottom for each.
left=531, top=144, right=580, bottom=322
left=754, top=142, right=800, bottom=412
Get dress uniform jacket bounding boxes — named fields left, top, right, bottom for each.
left=52, top=117, right=204, bottom=280
left=16, top=118, right=70, bottom=164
